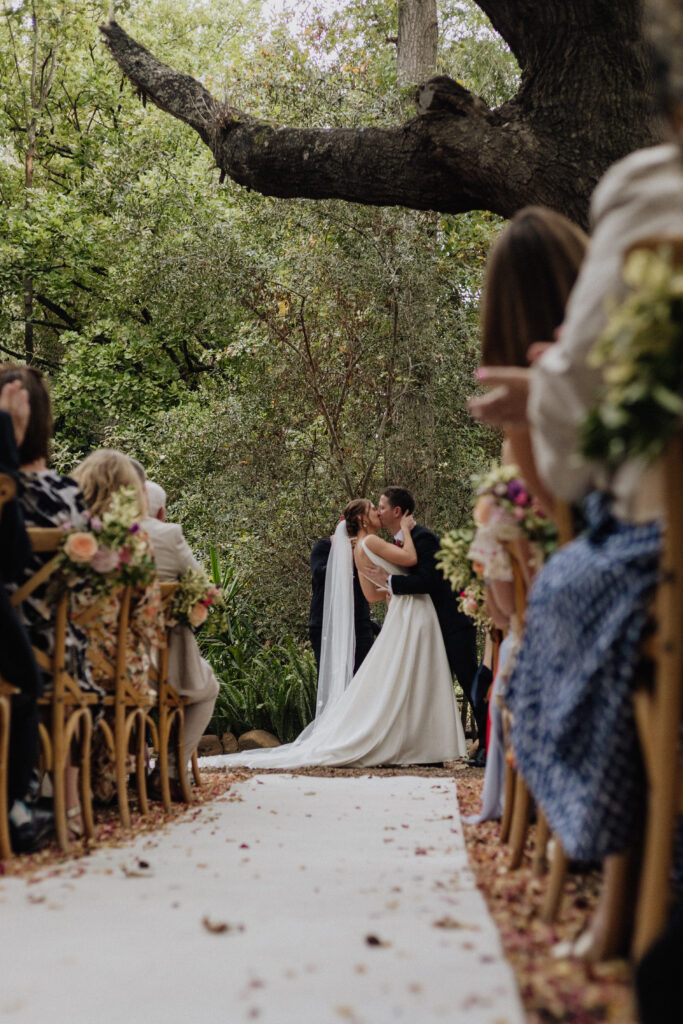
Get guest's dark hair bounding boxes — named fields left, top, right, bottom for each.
left=381, top=486, right=415, bottom=515
left=0, top=363, right=52, bottom=465
left=343, top=498, right=371, bottom=537
left=481, top=206, right=587, bottom=367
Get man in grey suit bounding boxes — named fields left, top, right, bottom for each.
left=144, top=481, right=219, bottom=795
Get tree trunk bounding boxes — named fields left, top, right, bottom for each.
left=101, top=1, right=659, bottom=228
left=397, top=0, right=438, bottom=87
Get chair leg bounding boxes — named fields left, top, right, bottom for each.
left=175, top=712, right=192, bottom=805
left=500, top=762, right=516, bottom=845
left=157, top=713, right=172, bottom=813
left=75, top=712, right=95, bottom=840
left=135, top=712, right=149, bottom=817
left=533, top=811, right=551, bottom=878
left=191, top=749, right=201, bottom=787
left=587, top=850, right=636, bottom=961
left=508, top=773, right=532, bottom=869
left=542, top=838, right=569, bottom=923
left=0, top=698, right=12, bottom=859
left=115, top=703, right=131, bottom=829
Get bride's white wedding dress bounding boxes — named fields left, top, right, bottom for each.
left=214, top=540, right=467, bottom=768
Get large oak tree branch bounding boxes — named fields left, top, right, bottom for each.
left=101, top=1, right=658, bottom=227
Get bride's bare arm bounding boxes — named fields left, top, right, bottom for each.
left=363, top=514, right=417, bottom=567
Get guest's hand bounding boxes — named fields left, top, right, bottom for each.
left=364, top=565, right=389, bottom=590
left=467, top=367, right=531, bottom=427
left=400, top=512, right=416, bottom=533
left=0, top=380, right=30, bottom=447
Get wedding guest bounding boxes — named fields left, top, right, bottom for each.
left=0, top=379, right=53, bottom=851
left=309, top=531, right=378, bottom=676
left=142, top=478, right=219, bottom=796
left=465, top=208, right=588, bottom=815
left=71, top=452, right=162, bottom=685
left=467, top=2, right=683, bottom=954
left=72, top=449, right=162, bottom=803
left=0, top=364, right=103, bottom=838
left=368, top=486, right=479, bottom=724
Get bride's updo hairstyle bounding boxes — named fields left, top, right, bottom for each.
left=343, top=499, right=371, bottom=538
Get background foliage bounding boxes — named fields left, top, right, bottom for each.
left=0, top=0, right=515, bottom=732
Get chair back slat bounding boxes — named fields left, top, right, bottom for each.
left=0, top=473, right=16, bottom=508
left=10, top=554, right=61, bottom=606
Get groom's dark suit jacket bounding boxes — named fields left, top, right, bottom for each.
left=390, top=524, right=477, bottom=696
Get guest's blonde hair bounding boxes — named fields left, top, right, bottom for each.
left=73, top=449, right=147, bottom=518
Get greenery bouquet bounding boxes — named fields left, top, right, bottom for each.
left=167, top=567, right=225, bottom=630
left=582, top=246, right=683, bottom=468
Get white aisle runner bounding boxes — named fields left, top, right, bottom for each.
left=0, top=775, right=524, bottom=1024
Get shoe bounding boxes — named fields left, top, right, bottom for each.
left=9, top=800, right=54, bottom=854
left=467, top=747, right=487, bottom=768
left=66, top=806, right=84, bottom=839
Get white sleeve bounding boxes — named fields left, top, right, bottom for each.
left=529, top=145, right=683, bottom=502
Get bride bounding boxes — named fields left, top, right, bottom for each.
left=212, top=498, right=467, bottom=768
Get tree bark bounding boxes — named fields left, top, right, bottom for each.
left=100, top=1, right=659, bottom=228
left=397, top=0, right=438, bottom=87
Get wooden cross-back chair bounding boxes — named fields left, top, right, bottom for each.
left=82, top=584, right=156, bottom=829
left=499, top=507, right=575, bottom=911
left=0, top=472, right=19, bottom=858
left=145, top=582, right=193, bottom=811
left=498, top=540, right=532, bottom=868
left=11, top=528, right=98, bottom=852
left=630, top=431, right=683, bottom=959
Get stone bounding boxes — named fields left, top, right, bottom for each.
left=197, top=734, right=222, bottom=757
left=221, top=732, right=238, bottom=754
left=238, top=729, right=281, bottom=751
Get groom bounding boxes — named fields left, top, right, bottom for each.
left=364, top=486, right=478, bottom=726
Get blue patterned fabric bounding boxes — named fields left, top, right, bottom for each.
left=506, top=493, right=660, bottom=861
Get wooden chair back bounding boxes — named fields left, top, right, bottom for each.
left=81, top=583, right=156, bottom=827
left=0, top=472, right=16, bottom=511
left=145, top=583, right=193, bottom=809
left=11, top=528, right=97, bottom=851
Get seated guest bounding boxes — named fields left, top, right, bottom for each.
left=465, top=209, right=587, bottom=821
left=309, top=530, right=378, bottom=676
left=0, top=379, right=53, bottom=851
left=142, top=479, right=219, bottom=796
left=0, top=364, right=103, bottom=838
left=72, top=449, right=162, bottom=804
left=468, top=4, right=683, bottom=953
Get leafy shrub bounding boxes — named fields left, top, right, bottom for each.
left=199, top=547, right=318, bottom=742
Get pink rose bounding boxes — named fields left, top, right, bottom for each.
left=513, top=488, right=528, bottom=507
left=91, top=546, right=120, bottom=573
left=188, top=603, right=208, bottom=628
left=64, top=531, right=98, bottom=563
left=514, top=507, right=526, bottom=520
left=91, top=516, right=103, bottom=532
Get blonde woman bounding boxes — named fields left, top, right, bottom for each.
left=72, top=449, right=162, bottom=802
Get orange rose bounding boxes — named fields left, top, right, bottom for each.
left=188, top=603, right=208, bottom=628
left=64, top=531, right=98, bottom=563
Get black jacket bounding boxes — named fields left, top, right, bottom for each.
left=390, top=524, right=475, bottom=670
left=0, top=410, right=41, bottom=696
